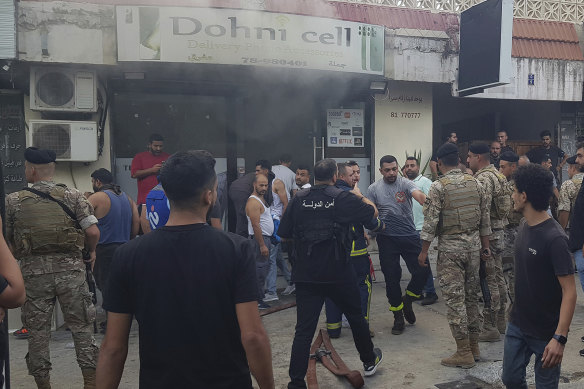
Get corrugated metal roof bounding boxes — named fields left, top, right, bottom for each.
left=513, top=19, right=579, bottom=42
left=511, top=19, right=583, bottom=60
left=512, top=39, right=584, bottom=60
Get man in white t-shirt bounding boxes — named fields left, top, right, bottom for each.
left=272, top=154, right=299, bottom=196
left=295, top=165, right=312, bottom=189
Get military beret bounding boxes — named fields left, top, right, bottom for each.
left=436, top=143, right=459, bottom=159
left=24, top=147, right=56, bottom=164
left=468, top=143, right=490, bottom=154
left=500, top=151, right=519, bottom=163
left=567, top=155, right=578, bottom=165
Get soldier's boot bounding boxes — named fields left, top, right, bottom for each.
left=441, top=339, right=476, bottom=369
left=479, top=311, right=501, bottom=342
left=391, top=310, right=405, bottom=335
left=82, top=368, right=96, bottom=389
left=34, top=376, right=51, bottom=389
left=402, top=293, right=417, bottom=324
left=469, top=333, right=481, bottom=362
left=497, top=304, right=507, bottom=334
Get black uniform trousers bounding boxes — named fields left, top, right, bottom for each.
left=377, top=234, right=428, bottom=309
left=288, top=281, right=375, bottom=389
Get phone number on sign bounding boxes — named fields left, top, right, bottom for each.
left=390, top=112, right=422, bottom=119
left=242, top=57, right=308, bottom=67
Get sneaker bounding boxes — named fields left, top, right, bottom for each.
left=282, top=284, right=296, bottom=295
left=13, top=327, right=29, bottom=339
left=258, top=301, right=271, bottom=310
left=421, top=293, right=438, bottom=306
left=341, top=315, right=350, bottom=328
left=363, top=348, right=383, bottom=377
left=263, top=293, right=279, bottom=302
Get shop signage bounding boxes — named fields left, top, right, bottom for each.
left=327, top=109, right=364, bottom=148
left=116, top=6, right=384, bottom=75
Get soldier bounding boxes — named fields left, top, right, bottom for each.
left=499, top=151, right=521, bottom=312
left=468, top=143, right=511, bottom=341
left=5, top=147, right=100, bottom=389
left=558, top=155, right=584, bottom=231
left=419, top=143, right=491, bottom=368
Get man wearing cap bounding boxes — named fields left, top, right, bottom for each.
left=558, top=155, right=584, bottom=231
left=5, top=147, right=100, bottom=389
left=419, top=142, right=491, bottom=368
left=468, top=143, right=511, bottom=342
left=499, top=151, right=521, bottom=313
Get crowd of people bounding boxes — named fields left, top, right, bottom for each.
left=0, top=128, right=583, bottom=389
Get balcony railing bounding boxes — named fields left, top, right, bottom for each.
left=329, top=0, right=584, bottom=22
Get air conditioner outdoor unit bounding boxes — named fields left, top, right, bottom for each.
left=28, top=120, right=98, bottom=162
left=30, top=67, right=97, bottom=112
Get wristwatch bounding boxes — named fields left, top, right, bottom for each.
left=552, top=334, right=567, bottom=345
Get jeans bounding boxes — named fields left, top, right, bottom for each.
left=574, top=250, right=584, bottom=294
left=265, top=242, right=292, bottom=294
left=253, top=236, right=272, bottom=302
left=288, top=282, right=375, bottom=389
left=502, top=322, right=561, bottom=389
left=376, top=234, right=428, bottom=308
left=423, top=265, right=436, bottom=295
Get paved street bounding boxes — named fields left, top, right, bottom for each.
left=6, top=246, right=584, bottom=388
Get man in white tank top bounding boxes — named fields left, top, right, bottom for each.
left=246, top=174, right=274, bottom=309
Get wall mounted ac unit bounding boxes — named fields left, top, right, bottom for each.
left=30, top=67, right=97, bottom=112
left=28, top=120, right=98, bottom=162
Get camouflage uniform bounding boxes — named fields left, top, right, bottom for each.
left=558, top=172, right=584, bottom=229
left=5, top=181, right=99, bottom=380
left=475, top=165, right=511, bottom=333
left=503, top=180, right=522, bottom=307
left=421, top=169, right=491, bottom=340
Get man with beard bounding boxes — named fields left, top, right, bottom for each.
left=87, top=169, right=139, bottom=333
left=246, top=173, right=274, bottom=309
left=367, top=155, right=428, bottom=335
left=490, top=141, right=502, bottom=169
left=131, top=134, right=170, bottom=222
left=295, top=165, right=312, bottom=189
left=558, top=155, right=584, bottom=231
left=404, top=156, right=437, bottom=305
left=527, top=130, right=568, bottom=187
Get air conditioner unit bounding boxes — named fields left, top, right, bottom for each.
left=28, top=120, right=98, bottom=162
left=30, top=67, right=97, bottom=112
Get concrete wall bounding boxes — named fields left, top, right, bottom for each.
left=374, top=81, right=433, bottom=181
left=455, top=57, right=584, bottom=101
left=18, top=1, right=116, bottom=64
left=385, top=30, right=458, bottom=84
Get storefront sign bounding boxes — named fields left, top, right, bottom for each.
left=116, top=6, right=384, bottom=75
left=327, top=109, right=364, bottom=148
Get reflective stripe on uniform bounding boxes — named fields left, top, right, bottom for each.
left=389, top=303, right=404, bottom=312
left=365, top=274, right=372, bottom=322
left=327, top=322, right=342, bottom=330
left=406, top=289, right=421, bottom=298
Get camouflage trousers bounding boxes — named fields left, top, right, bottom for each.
left=503, top=225, right=518, bottom=307
left=22, top=269, right=99, bottom=378
left=436, top=250, right=482, bottom=340
left=482, top=230, right=507, bottom=318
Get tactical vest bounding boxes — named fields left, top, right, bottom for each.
left=294, top=186, right=352, bottom=262
left=13, top=184, right=84, bottom=257
left=438, top=173, right=481, bottom=235
left=481, top=168, right=511, bottom=222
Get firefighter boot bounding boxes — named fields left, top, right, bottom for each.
left=469, top=332, right=481, bottom=362
left=34, top=376, right=51, bottom=389
left=479, top=311, right=501, bottom=342
left=391, top=310, right=405, bottom=335
left=402, top=293, right=417, bottom=324
left=82, top=368, right=96, bottom=389
left=441, top=339, right=476, bottom=369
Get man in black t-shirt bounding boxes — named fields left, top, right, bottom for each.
left=502, top=164, right=576, bottom=389
left=96, top=150, right=275, bottom=389
left=526, top=130, right=568, bottom=187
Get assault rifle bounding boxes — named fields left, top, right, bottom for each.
left=82, top=249, right=98, bottom=334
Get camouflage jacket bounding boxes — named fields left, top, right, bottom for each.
left=475, top=164, right=509, bottom=230
left=558, top=172, right=584, bottom=214
left=421, top=169, right=491, bottom=252
left=5, top=181, right=98, bottom=276
left=506, top=180, right=523, bottom=227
